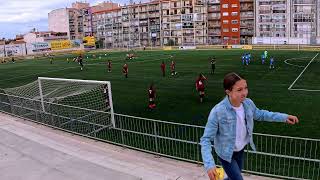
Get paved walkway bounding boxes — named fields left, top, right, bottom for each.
left=0, top=112, right=279, bottom=180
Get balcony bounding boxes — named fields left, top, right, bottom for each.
left=208, top=16, right=221, bottom=20
left=208, top=0, right=220, bottom=5
left=140, top=22, right=148, bottom=26
left=240, top=22, right=254, bottom=28
left=183, top=32, right=194, bottom=36
left=240, top=30, right=254, bottom=35
left=241, top=6, right=254, bottom=11
left=240, top=0, right=253, bottom=2
left=208, top=31, right=221, bottom=36
left=293, top=0, right=315, bottom=5
left=208, top=7, right=220, bottom=13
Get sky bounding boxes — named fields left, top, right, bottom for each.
left=0, top=0, right=131, bottom=39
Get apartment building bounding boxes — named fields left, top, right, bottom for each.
left=291, top=0, right=319, bottom=44
left=93, top=1, right=161, bottom=48
left=50, top=0, right=254, bottom=46
left=94, top=0, right=224, bottom=47
left=94, top=8, right=122, bottom=48
left=240, top=0, right=254, bottom=44
left=161, top=0, right=208, bottom=46
left=220, top=0, right=241, bottom=44
left=49, top=2, right=119, bottom=40
left=254, top=0, right=320, bottom=44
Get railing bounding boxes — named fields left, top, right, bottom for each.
left=0, top=92, right=319, bottom=180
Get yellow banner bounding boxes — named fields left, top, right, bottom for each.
left=163, top=46, right=172, bottom=50
left=51, top=40, right=72, bottom=50
left=242, top=45, right=253, bottom=50
left=83, top=36, right=95, bottom=47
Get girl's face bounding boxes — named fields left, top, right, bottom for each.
left=226, top=79, right=248, bottom=105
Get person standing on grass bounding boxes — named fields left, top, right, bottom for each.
left=148, top=83, right=156, bottom=109
left=269, top=56, right=275, bottom=69
left=78, top=55, right=84, bottom=71
left=107, top=60, right=112, bottom=72
left=161, top=61, right=166, bottom=77
left=264, top=50, right=268, bottom=59
left=122, top=63, right=128, bottom=78
left=245, top=53, right=250, bottom=66
left=241, top=54, right=245, bottom=66
left=170, top=60, right=176, bottom=76
left=210, top=57, right=216, bottom=74
left=200, top=72, right=299, bottom=180
left=195, top=73, right=207, bottom=103
left=261, top=53, right=265, bottom=64
left=50, top=56, right=53, bottom=64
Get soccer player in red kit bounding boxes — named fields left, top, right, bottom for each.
left=195, top=73, right=207, bottom=103
left=148, top=83, right=156, bottom=109
left=107, top=60, right=112, bottom=72
left=123, top=63, right=128, bottom=78
left=170, top=60, right=176, bottom=76
left=161, top=61, right=166, bottom=77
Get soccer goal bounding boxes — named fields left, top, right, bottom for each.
left=3, top=77, right=115, bottom=131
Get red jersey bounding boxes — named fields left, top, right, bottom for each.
left=161, top=63, right=166, bottom=70
left=196, top=76, right=207, bottom=91
left=170, top=61, right=175, bottom=71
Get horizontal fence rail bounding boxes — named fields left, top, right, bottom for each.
left=0, top=92, right=319, bottom=180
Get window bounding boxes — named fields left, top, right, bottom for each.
left=231, top=12, right=238, bottom=16
left=231, top=4, right=238, bottom=8
left=223, top=28, right=229, bottom=32
left=223, top=36, right=229, bottom=40
left=232, top=28, right=238, bottom=32
left=231, top=20, right=238, bottom=24
left=223, top=20, right=229, bottom=24
left=222, top=4, right=228, bottom=8
left=222, top=12, right=229, bottom=16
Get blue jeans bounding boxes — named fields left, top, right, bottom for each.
left=218, top=149, right=245, bottom=180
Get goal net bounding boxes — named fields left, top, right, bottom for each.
left=2, top=77, right=115, bottom=134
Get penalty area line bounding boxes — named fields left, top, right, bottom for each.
left=288, top=53, right=319, bottom=90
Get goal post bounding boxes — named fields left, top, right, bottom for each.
left=3, top=77, right=115, bottom=129
left=37, top=77, right=115, bottom=128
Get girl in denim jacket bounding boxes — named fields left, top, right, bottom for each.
left=200, top=72, right=299, bottom=180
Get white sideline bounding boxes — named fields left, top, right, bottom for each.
left=288, top=53, right=319, bottom=90
left=0, top=112, right=279, bottom=180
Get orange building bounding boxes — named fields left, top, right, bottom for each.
left=220, top=0, right=240, bottom=45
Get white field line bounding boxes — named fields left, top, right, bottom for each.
left=284, top=57, right=311, bottom=68
left=288, top=53, right=319, bottom=90
left=289, top=88, right=320, bottom=92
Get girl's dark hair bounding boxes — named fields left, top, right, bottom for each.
left=223, top=72, right=244, bottom=91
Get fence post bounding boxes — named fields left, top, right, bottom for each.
left=196, top=127, right=201, bottom=164
left=34, top=100, right=38, bottom=121
left=120, top=116, right=125, bottom=147
left=50, top=103, right=54, bottom=126
left=20, top=97, right=24, bottom=117
left=153, top=121, right=159, bottom=153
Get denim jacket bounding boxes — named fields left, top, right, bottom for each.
left=200, top=96, right=288, bottom=172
